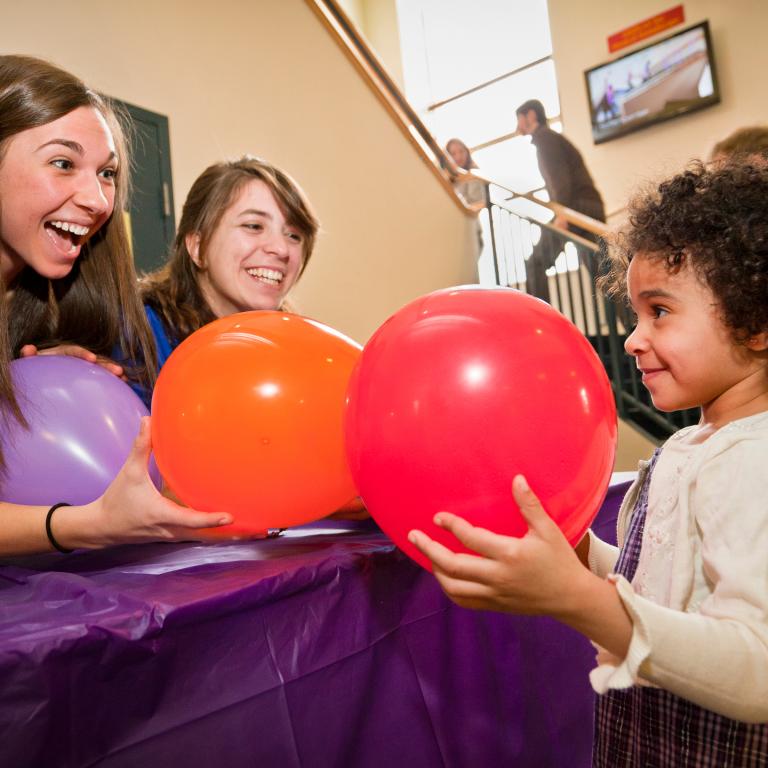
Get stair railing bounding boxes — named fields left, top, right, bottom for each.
left=467, top=173, right=698, bottom=441
left=307, top=0, right=694, bottom=441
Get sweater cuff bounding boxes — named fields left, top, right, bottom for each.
left=589, top=574, right=653, bottom=693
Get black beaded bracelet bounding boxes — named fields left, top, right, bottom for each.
left=45, top=502, right=74, bottom=554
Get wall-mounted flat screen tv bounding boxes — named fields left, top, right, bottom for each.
left=585, top=20, right=720, bottom=145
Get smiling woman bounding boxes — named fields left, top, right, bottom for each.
left=0, top=110, right=117, bottom=278
left=0, top=56, right=153, bottom=380
left=138, top=156, right=319, bottom=403
left=0, top=55, right=240, bottom=556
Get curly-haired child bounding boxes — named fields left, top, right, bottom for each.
left=409, top=161, right=768, bottom=767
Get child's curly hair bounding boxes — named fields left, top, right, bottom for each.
left=600, top=161, right=768, bottom=342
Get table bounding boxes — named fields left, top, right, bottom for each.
left=0, top=479, right=631, bottom=768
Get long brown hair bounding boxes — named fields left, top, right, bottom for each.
left=141, top=156, right=319, bottom=343
left=446, top=138, right=478, bottom=170
left=0, top=55, right=157, bottom=468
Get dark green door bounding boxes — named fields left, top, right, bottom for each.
left=116, top=100, right=175, bottom=274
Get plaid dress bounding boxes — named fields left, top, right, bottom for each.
left=593, top=450, right=768, bottom=767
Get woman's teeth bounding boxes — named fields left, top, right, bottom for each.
left=246, top=267, right=283, bottom=285
left=49, top=220, right=90, bottom=237
left=45, top=220, right=88, bottom=254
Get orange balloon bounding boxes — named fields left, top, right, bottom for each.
left=151, top=311, right=361, bottom=532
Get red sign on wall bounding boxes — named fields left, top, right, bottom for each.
left=608, top=5, right=685, bottom=53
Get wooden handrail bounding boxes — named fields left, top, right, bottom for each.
left=453, top=168, right=610, bottom=240
left=305, top=0, right=471, bottom=214
left=306, top=0, right=610, bottom=239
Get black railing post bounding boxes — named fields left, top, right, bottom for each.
left=486, top=186, right=502, bottom=286
left=466, top=187, right=693, bottom=442
left=604, top=299, right=628, bottom=419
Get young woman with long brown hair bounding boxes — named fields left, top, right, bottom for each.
left=0, top=55, right=233, bottom=555
left=139, top=156, right=318, bottom=390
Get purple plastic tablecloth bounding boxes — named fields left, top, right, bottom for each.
left=0, top=479, right=630, bottom=768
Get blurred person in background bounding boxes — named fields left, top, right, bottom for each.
left=516, top=99, right=605, bottom=302
left=445, top=138, right=487, bottom=209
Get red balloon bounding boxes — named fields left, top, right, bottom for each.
left=345, top=287, right=617, bottom=570
left=152, top=311, right=361, bottom=534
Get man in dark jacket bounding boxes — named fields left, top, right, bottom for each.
left=516, top=99, right=605, bottom=301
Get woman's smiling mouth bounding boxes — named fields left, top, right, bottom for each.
left=44, top=219, right=91, bottom=256
left=245, top=266, right=284, bottom=286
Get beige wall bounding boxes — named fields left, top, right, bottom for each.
left=616, top=420, right=655, bottom=470
left=2, top=0, right=477, bottom=344
left=338, top=0, right=405, bottom=88
left=545, top=0, right=763, bottom=462
left=360, top=0, right=406, bottom=89
left=338, top=0, right=366, bottom=28
left=548, top=0, right=768, bottom=216
left=3, top=0, right=681, bottom=469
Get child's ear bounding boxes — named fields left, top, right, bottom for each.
left=746, top=332, right=768, bottom=352
left=186, top=232, right=203, bottom=268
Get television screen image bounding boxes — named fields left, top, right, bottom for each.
left=585, top=21, right=720, bottom=144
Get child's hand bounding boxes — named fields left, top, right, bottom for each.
left=408, top=475, right=592, bottom=619
left=20, top=343, right=127, bottom=380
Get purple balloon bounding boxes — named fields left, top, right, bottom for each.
left=2, top=356, right=161, bottom=505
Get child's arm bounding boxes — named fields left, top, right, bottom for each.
left=593, top=437, right=768, bottom=723
left=583, top=531, right=620, bottom=577
left=412, top=442, right=768, bottom=723
left=587, top=470, right=646, bottom=577
left=408, top=475, right=634, bottom=659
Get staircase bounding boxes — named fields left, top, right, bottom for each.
left=473, top=180, right=697, bottom=442
left=309, top=0, right=692, bottom=444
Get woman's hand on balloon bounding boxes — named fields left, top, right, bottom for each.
left=157, top=483, right=271, bottom=540
left=20, top=343, right=127, bottom=380
left=408, top=475, right=594, bottom=619
left=59, top=417, right=233, bottom=548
